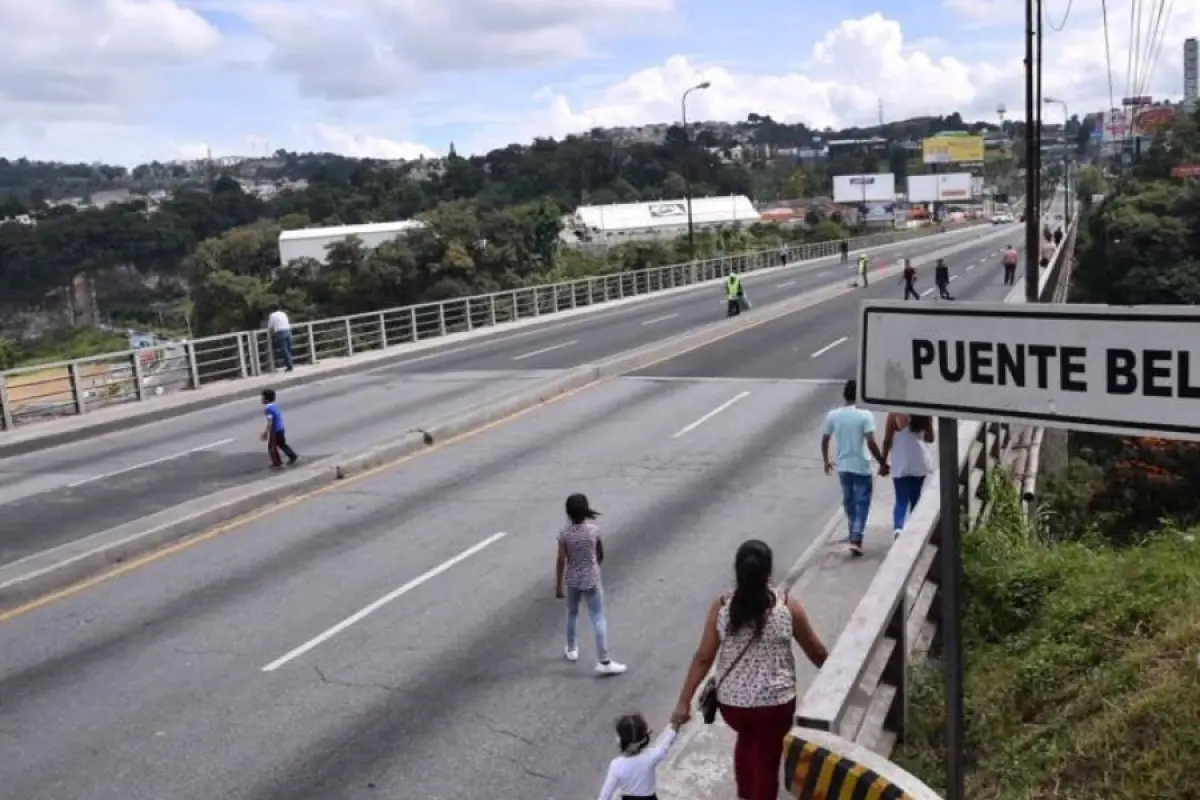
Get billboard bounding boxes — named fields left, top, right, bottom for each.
left=1135, top=105, right=1175, bottom=135
left=832, top=173, right=896, bottom=204
left=921, top=134, right=984, bottom=164
left=907, top=173, right=973, bottom=203
left=1101, top=108, right=1131, bottom=142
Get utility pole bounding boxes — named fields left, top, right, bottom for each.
left=681, top=82, right=711, bottom=262
left=1023, top=0, right=1041, bottom=305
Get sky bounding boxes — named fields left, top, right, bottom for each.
left=0, top=0, right=1196, bottom=165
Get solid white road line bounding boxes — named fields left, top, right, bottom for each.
left=921, top=288, right=935, bottom=297
left=777, top=280, right=798, bottom=288
left=810, top=336, right=848, bottom=359
left=672, top=391, right=751, bottom=438
left=641, top=313, right=679, bottom=326
left=511, top=340, right=578, bottom=361
left=67, top=438, right=235, bottom=488
left=261, top=532, right=508, bottom=672
left=949, top=275, right=959, bottom=282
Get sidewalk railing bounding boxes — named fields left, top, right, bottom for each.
left=0, top=221, right=989, bottom=432
left=793, top=206, right=1076, bottom=757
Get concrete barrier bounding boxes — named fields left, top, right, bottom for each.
left=783, top=728, right=940, bottom=799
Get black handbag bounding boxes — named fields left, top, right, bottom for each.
left=697, top=630, right=760, bottom=724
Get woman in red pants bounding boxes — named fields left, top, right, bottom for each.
left=671, top=540, right=828, bottom=799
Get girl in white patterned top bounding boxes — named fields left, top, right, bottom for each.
left=596, top=713, right=679, bottom=800
left=670, top=540, right=828, bottom=800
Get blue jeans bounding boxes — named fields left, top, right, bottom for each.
left=565, top=585, right=609, bottom=662
left=838, top=472, right=873, bottom=544
left=892, top=475, right=926, bottom=532
left=273, top=330, right=294, bottom=370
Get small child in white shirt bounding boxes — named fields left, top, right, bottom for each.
left=596, top=712, right=680, bottom=800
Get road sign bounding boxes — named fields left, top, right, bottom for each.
left=857, top=302, right=1200, bottom=439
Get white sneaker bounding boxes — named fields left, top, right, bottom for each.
left=595, top=660, right=627, bottom=676
left=565, top=647, right=579, bottom=662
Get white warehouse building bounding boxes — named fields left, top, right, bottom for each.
left=567, top=195, right=760, bottom=244
left=278, top=220, right=427, bottom=267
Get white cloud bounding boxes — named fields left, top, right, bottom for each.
left=2, top=1, right=1199, bottom=164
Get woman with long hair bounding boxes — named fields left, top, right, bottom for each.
left=881, top=413, right=935, bottom=537
left=670, top=540, right=828, bottom=800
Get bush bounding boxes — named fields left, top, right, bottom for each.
left=895, top=509, right=1200, bottom=799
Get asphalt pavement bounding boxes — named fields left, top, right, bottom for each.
left=0, top=374, right=865, bottom=800
left=0, top=224, right=1013, bottom=570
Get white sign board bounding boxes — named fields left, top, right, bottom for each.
left=833, top=173, right=896, bottom=204
left=906, top=173, right=973, bottom=203
left=857, top=302, right=1200, bottom=439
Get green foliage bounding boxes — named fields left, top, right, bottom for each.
left=896, top=518, right=1200, bottom=799
left=0, top=327, right=129, bottom=369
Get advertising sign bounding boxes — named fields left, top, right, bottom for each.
left=857, top=302, right=1200, bottom=439
left=907, top=173, right=973, bottom=203
left=1171, top=164, right=1200, bottom=178
left=921, top=134, right=984, bottom=164
left=832, top=173, right=896, bottom=204
left=1101, top=108, right=1131, bottom=142
left=1135, top=105, right=1175, bottom=135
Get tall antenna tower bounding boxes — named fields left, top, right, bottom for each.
left=997, top=103, right=1007, bottom=125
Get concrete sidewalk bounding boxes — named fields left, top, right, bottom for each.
left=655, top=476, right=901, bottom=799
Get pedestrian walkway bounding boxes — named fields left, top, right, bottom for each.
left=655, top=477, right=902, bottom=798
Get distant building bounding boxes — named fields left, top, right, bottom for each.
left=567, top=196, right=760, bottom=245
left=278, top=220, right=428, bottom=267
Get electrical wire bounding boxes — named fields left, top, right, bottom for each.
left=1045, top=0, right=1073, bottom=31
left=1135, top=0, right=1174, bottom=100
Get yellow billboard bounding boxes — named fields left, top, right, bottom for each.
left=922, top=134, right=984, bottom=164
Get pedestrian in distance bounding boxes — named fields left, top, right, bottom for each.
left=261, top=388, right=299, bottom=469
left=881, top=413, right=935, bottom=538
left=856, top=253, right=869, bottom=288
left=821, top=379, right=889, bottom=557
left=1001, top=245, right=1019, bottom=285
left=555, top=493, right=627, bottom=676
left=900, top=258, right=919, bottom=300
left=934, top=258, right=954, bottom=300
left=839, top=239, right=849, bottom=264
left=596, top=712, right=681, bottom=800
left=670, top=540, right=828, bottom=800
left=266, top=305, right=294, bottom=372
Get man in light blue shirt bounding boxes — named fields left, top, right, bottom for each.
left=821, top=379, right=889, bottom=556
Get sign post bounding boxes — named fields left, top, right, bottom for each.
left=857, top=300, right=1200, bottom=799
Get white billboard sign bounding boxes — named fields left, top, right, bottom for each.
left=833, top=173, right=896, bottom=204
left=906, top=173, right=973, bottom=203
left=857, top=302, right=1200, bottom=439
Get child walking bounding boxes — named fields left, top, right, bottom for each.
left=555, top=493, right=626, bottom=676
left=261, top=389, right=299, bottom=468
left=596, top=713, right=680, bottom=800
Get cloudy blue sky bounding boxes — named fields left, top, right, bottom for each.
left=0, top=0, right=1194, bottom=165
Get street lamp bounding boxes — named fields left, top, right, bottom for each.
left=681, top=81, right=711, bottom=262
left=1044, top=96, right=1070, bottom=218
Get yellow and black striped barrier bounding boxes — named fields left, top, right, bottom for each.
left=782, top=729, right=926, bottom=799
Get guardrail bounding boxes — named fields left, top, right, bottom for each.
left=793, top=204, right=1077, bottom=758
left=0, top=220, right=993, bottom=432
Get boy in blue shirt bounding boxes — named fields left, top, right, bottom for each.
left=261, top=389, right=299, bottom=468
left=821, top=379, right=888, bottom=556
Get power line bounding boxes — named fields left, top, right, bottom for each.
left=1046, top=0, right=1073, bottom=30
left=1101, top=0, right=1117, bottom=111
left=1135, top=0, right=1173, bottom=99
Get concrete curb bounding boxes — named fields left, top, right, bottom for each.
left=0, top=225, right=1012, bottom=614
left=0, top=224, right=996, bottom=458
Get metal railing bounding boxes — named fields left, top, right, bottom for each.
left=0, top=220, right=991, bottom=432
left=793, top=206, right=1077, bottom=757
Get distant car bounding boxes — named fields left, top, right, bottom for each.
left=991, top=214, right=1014, bottom=224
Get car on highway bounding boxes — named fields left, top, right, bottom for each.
left=991, top=213, right=1015, bottom=224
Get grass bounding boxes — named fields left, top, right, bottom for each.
left=895, top=473, right=1200, bottom=799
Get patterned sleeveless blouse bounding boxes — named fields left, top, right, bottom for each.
left=713, top=588, right=797, bottom=708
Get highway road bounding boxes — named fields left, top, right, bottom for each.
left=0, top=208, right=1064, bottom=799
left=0, top=224, right=1014, bottom=570
left=0, top=373, right=860, bottom=800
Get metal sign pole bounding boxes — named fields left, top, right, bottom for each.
left=937, top=416, right=966, bottom=800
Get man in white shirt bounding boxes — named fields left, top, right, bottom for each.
left=266, top=306, right=294, bottom=372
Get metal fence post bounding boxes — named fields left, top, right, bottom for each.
left=70, top=363, right=86, bottom=415
left=378, top=311, right=389, bottom=348
left=0, top=375, right=11, bottom=430
left=489, top=296, right=497, bottom=327
left=883, top=595, right=910, bottom=740
left=185, top=341, right=200, bottom=389
left=344, top=318, right=354, bottom=356
left=438, top=304, right=447, bottom=337
left=307, top=323, right=318, bottom=363
left=237, top=334, right=249, bottom=378
left=130, top=351, right=145, bottom=401
left=410, top=308, right=419, bottom=342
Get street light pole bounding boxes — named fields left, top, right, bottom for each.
left=1023, top=0, right=1041, bottom=305
left=1045, top=97, right=1070, bottom=219
left=681, top=81, right=711, bottom=262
